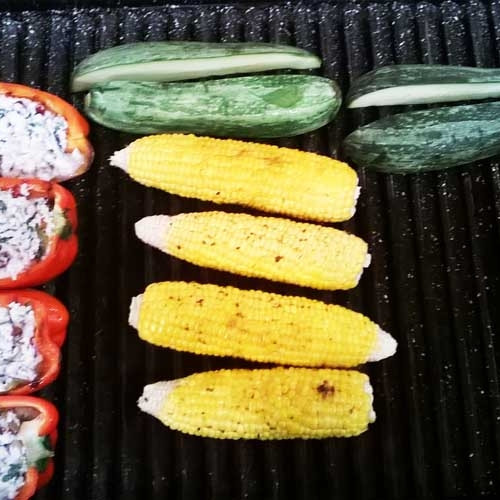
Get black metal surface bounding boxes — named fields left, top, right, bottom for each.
left=0, top=1, right=252, bottom=11
left=1, top=0, right=498, bottom=498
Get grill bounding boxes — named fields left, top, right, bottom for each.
left=2, top=0, right=498, bottom=498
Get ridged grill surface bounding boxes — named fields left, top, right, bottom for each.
left=1, top=1, right=498, bottom=499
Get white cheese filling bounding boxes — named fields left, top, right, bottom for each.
left=0, top=302, right=41, bottom=393
left=0, top=184, right=56, bottom=280
left=0, top=411, right=28, bottom=500
left=0, top=95, right=83, bottom=180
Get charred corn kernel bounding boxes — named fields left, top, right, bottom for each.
left=111, top=134, right=359, bottom=223
left=130, top=281, right=396, bottom=367
left=135, top=212, right=370, bottom=290
left=138, top=368, right=375, bottom=439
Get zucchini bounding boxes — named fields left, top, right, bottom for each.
left=85, top=75, right=341, bottom=138
left=342, top=101, right=500, bottom=173
left=347, top=64, right=500, bottom=108
left=72, top=41, right=321, bottom=92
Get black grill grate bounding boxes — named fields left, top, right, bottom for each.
left=1, top=1, right=498, bottom=499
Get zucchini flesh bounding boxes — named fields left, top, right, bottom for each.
left=85, top=75, right=341, bottom=138
left=342, top=101, right=500, bottom=173
left=72, top=42, right=321, bottom=92
left=347, top=64, right=500, bottom=107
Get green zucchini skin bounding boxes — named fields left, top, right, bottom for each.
left=347, top=64, right=500, bottom=107
left=72, top=41, right=321, bottom=92
left=85, top=75, right=341, bottom=138
left=342, top=101, right=500, bottom=173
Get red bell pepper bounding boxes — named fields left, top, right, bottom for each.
left=0, top=178, right=78, bottom=289
left=0, top=396, right=58, bottom=500
left=0, top=289, right=69, bottom=395
left=0, top=82, right=94, bottom=181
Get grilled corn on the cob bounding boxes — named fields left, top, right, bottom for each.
left=130, top=281, right=396, bottom=367
left=135, top=212, right=370, bottom=290
left=111, top=134, right=359, bottom=223
left=138, top=368, right=375, bottom=439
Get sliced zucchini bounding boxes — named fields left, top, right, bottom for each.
left=72, top=41, right=321, bottom=92
left=347, top=64, right=500, bottom=107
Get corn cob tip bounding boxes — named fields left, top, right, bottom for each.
left=364, top=253, right=372, bottom=268
left=368, top=328, right=397, bottom=362
left=129, top=294, right=143, bottom=328
left=365, top=380, right=376, bottom=423
left=354, top=252, right=372, bottom=286
left=351, top=186, right=361, bottom=217
left=139, top=381, right=179, bottom=419
left=110, top=146, right=130, bottom=172
left=135, top=215, right=170, bottom=251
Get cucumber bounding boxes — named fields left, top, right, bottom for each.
left=72, top=41, right=321, bottom=92
left=347, top=65, right=500, bottom=108
left=85, top=75, right=341, bottom=138
left=342, top=101, right=500, bottom=173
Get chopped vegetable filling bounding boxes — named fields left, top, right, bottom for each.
left=0, top=184, right=55, bottom=280
left=0, top=95, right=83, bottom=180
left=0, top=410, right=27, bottom=499
left=0, top=302, right=41, bottom=393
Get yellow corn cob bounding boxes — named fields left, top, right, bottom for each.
left=111, top=134, right=359, bottom=223
left=130, top=281, right=396, bottom=367
left=135, top=211, right=370, bottom=290
left=138, top=368, right=375, bottom=439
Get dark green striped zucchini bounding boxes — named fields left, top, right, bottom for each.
left=85, top=75, right=341, bottom=138
left=72, top=41, right=321, bottom=92
left=342, top=102, right=500, bottom=173
left=347, top=65, right=500, bottom=108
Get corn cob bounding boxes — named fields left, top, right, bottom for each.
left=138, top=368, right=375, bottom=439
left=130, top=281, right=396, bottom=367
left=111, top=134, right=359, bottom=223
left=135, top=212, right=370, bottom=290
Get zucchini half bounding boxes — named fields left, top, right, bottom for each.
left=85, top=75, right=341, bottom=138
left=343, top=101, right=500, bottom=173
left=72, top=41, right=321, bottom=92
left=347, top=64, right=500, bottom=108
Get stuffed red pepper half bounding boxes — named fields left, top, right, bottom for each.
left=0, top=290, right=68, bottom=395
left=0, top=82, right=93, bottom=181
left=0, top=178, right=78, bottom=289
left=0, top=396, right=58, bottom=499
